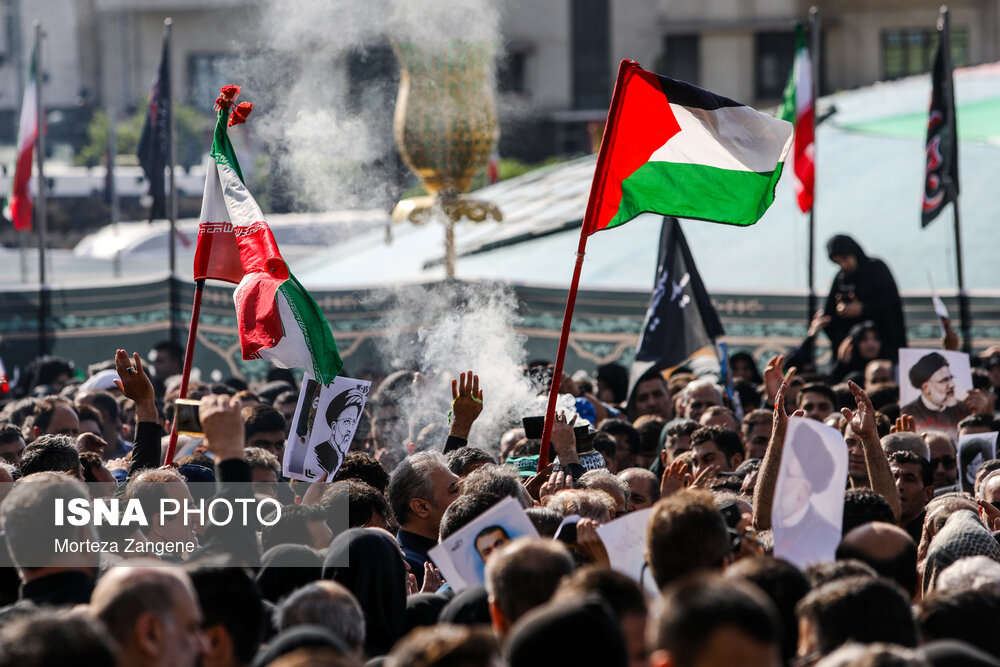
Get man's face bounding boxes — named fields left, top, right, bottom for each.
left=891, top=462, right=932, bottom=522
left=330, top=405, right=361, bottom=450
left=663, top=434, right=691, bottom=467
left=247, top=429, right=285, bottom=458
left=425, top=465, right=461, bottom=532
left=620, top=471, right=655, bottom=511
left=865, top=360, right=893, bottom=388
left=474, top=528, right=508, bottom=563
left=922, top=365, right=956, bottom=408
left=744, top=423, right=771, bottom=460
left=926, top=434, right=957, bottom=488
left=0, top=437, right=25, bottom=466
left=983, top=477, right=1000, bottom=506
left=633, top=379, right=671, bottom=419
left=700, top=411, right=740, bottom=433
left=684, top=387, right=720, bottom=422
left=149, top=349, right=181, bottom=380
left=45, top=405, right=80, bottom=437
left=163, top=585, right=209, bottom=667
left=691, top=440, right=735, bottom=473
left=844, top=425, right=867, bottom=482
left=798, top=391, right=834, bottom=422
left=275, top=399, right=297, bottom=436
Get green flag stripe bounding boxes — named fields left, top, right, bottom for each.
left=277, top=273, right=343, bottom=385
left=210, top=109, right=244, bottom=183
left=605, top=160, right=785, bottom=229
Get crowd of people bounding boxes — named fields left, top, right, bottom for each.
left=0, top=237, right=998, bottom=666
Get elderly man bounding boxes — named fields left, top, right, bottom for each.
left=618, top=468, right=659, bottom=511
left=681, top=379, right=722, bottom=422
left=901, top=352, right=985, bottom=432
left=387, top=451, right=460, bottom=587
left=91, top=566, right=209, bottom=667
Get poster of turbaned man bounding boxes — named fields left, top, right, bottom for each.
left=283, top=373, right=371, bottom=483
left=898, top=349, right=973, bottom=434
left=772, top=417, right=848, bottom=569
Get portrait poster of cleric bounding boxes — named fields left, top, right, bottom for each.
left=898, top=349, right=973, bottom=435
left=283, top=373, right=371, bottom=482
left=772, top=417, right=848, bottom=569
left=428, top=496, right=538, bottom=593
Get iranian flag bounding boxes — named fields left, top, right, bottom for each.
left=582, top=60, right=792, bottom=235
left=194, top=86, right=343, bottom=384
left=779, top=24, right=815, bottom=213
left=8, top=48, right=38, bottom=231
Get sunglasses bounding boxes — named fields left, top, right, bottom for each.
left=930, top=456, right=957, bottom=470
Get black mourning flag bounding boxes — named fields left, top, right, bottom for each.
left=630, top=217, right=724, bottom=384
left=137, top=34, right=171, bottom=221
left=921, top=30, right=958, bottom=227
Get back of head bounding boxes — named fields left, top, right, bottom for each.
left=649, top=574, right=780, bottom=667
left=275, top=581, right=366, bottom=654
left=439, top=492, right=503, bottom=541
left=0, top=609, right=118, bottom=667
left=802, top=560, right=877, bottom=589
left=447, top=446, right=497, bottom=476
left=646, top=489, right=729, bottom=588
left=842, top=488, right=896, bottom=534
left=242, top=404, right=287, bottom=441
left=796, top=575, right=916, bottom=657
left=836, top=522, right=918, bottom=599
left=0, top=472, right=93, bottom=572
left=725, top=557, right=811, bottom=665
left=507, top=595, right=627, bottom=667
left=334, top=452, right=390, bottom=493
left=485, top=537, right=574, bottom=627
left=936, top=555, right=1000, bottom=594
left=20, top=434, right=80, bottom=477
left=918, top=587, right=1000, bottom=659
left=322, top=480, right=390, bottom=530
left=90, top=566, right=194, bottom=646
left=881, top=432, right=930, bottom=461
left=459, top=464, right=530, bottom=508
left=387, top=624, right=498, bottom=667
left=190, top=567, right=264, bottom=666
left=553, top=565, right=647, bottom=619
left=814, top=643, right=929, bottom=667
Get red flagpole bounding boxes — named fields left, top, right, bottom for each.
left=537, top=60, right=633, bottom=466
left=164, top=278, right=205, bottom=465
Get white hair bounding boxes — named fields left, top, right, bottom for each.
left=936, top=555, right=1000, bottom=594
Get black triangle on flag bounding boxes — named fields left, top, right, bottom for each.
left=137, top=33, right=171, bottom=222
left=629, top=217, right=724, bottom=393
left=921, top=30, right=958, bottom=228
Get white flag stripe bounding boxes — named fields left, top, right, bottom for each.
left=217, top=162, right=266, bottom=227
left=648, top=103, right=793, bottom=173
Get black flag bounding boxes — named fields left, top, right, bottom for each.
left=630, top=217, right=724, bottom=387
left=921, top=28, right=958, bottom=227
left=137, top=33, right=171, bottom=221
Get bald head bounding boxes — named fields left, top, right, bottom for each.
left=836, top=522, right=918, bottom=598
left=91, top=566, right=206, bottom=667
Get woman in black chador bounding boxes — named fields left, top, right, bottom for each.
left=823, top=235, right=907, bottom=362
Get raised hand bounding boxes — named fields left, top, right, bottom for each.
left=660, top=459, right=693, bottom=498
left=841, top=381, right=877, bottom=442
left=689, top=464, right=720, bottom=490
left=199, top=394, right=245, bottom=462
left=808, top=310, right=831, bottom=338
left=419, top=562, right=444, bottom=593
left=539, top=469, right=572, bottom=503
left=764, top=354, right=797, bottom=407
left=449, top=370, right=484, bottom=439
left=965, top=389, right=992, bottom=415
left=550, top=412, right=579, bottom=466
left=890, top=414, right=916, bottom=434
left=114, top=349, right=157, bottom=422
left=576, top=518, right=610, bottom=566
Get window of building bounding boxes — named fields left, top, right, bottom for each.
left=571, top=0, right=610, bottom=109
left=755, top=31, right=796, bottom=100
left=881, top=27, right=969, bottom=80
left=660, top=34, right=700, bottom=85
left=497, top=51, right=527, bottom=94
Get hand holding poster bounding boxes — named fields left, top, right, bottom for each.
left=283, top=373, right=371, bottom=482
left=898, top=349, right=972, bottom=435
left=428, top=496, right=538, bottom=593
left=772, top=417, right=847, bottom=569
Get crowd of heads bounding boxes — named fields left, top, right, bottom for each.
left=0, top=331, right=996, bottom=667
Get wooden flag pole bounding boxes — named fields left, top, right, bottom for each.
left=163, top=278, right=205, bottom=466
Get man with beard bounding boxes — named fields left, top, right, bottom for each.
left=900, top=353, right=965, bottom=432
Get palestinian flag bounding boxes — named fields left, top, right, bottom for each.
left=194, top=86, right=343, bottom=384
left=779, top=23, right=815, bottom=213
left=582, top=60, right=792, bottom=235
left=8, top=46, right=38, bottom=231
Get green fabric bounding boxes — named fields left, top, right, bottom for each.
left=607, top=160, right=785, bottom=229
left=841, top=97, right=1000, bottom=142
left=210, top=109, right=245, bottom=183
left=277, top=273, right=344, bottom=385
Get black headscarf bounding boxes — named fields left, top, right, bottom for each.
left=254, top=545, right=322, bottom=604
left=438, top=586, right=491, bottom=626
left=823, top=234, right=906, bottom=360
left=323, top=528, right=407, bottom=657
